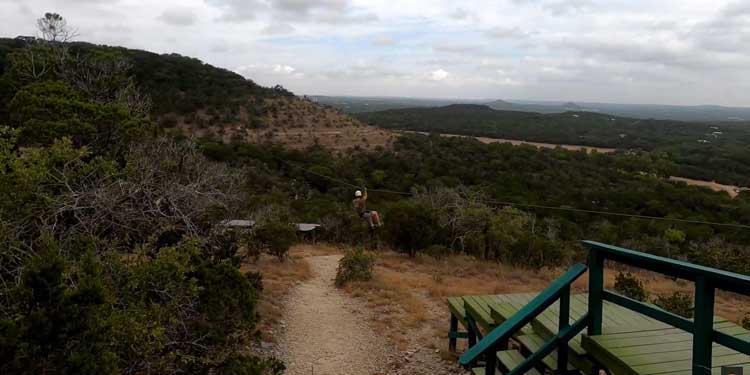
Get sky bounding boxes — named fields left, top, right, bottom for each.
left=1, top=0, right=749, bottom=106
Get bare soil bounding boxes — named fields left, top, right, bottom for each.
left=277, top=254, right=392, bottom=375
left=400, top=131, right=617, bottom=154
left=669, top=176, right=746, bottom=198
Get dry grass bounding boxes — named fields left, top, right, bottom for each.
left=342, top=250, right=750, bottom=360
left=243, top=244, right=343, bottom=341
left=175, top=97, right=396, bottom=151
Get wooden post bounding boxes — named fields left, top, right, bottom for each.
left=587, top=249, right=603, bottom=336
left=485, top=343, right=497, bottom=375
left=692, top=276, right=714, bottom=375
left=467, top=314, right=478, bottom=367
left=558, top=285, right=570, bottom=374
left=449, top=314, right=458, bottom=352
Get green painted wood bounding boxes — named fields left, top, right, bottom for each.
left=459, top=263, right=588, bottom=366
left=488, top=302, right=537, bottom=336
left=465, top=296, right=496, bottom=332
left=497, top=350, right=541, bottom=375
left=588, top=247, right=604, bottom=336
left=606, top=334, right=750, bottom=357
left=558, top=285, right=571, bottom=373
left=581, top=322, right=750, bottom=375
left=508, top=314, right=589, bottom=375
left=632, top=353, right=749, bottom=375
left=583, top=241, right=750, bottom=296
left=448, top=297, right=467, bottom=326
left=516, top=334, right=575, bottom=371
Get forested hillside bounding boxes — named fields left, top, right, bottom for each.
left=356, top=104, right=750, bottom=186
left=0, top=36, right=389, bottom=151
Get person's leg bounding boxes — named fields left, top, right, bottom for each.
left=364, top=212, right=374, bottom=227
left=372, top=211, right=382, bottom=226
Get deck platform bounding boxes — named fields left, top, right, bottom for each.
left=449, top=292, right=750, bottom=374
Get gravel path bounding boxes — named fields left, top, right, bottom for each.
left=278, top=255, right=391, bottom=375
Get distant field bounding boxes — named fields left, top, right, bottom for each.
left=669, top=176, right=747, bottom=198
left=401, top=131, right=616, bottom=153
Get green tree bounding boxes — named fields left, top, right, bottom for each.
left=385, top=200, right=441, bottom=257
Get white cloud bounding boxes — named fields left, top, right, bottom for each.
left=273, top=64, right=296, bottom=74
left=430, top=69, right=449, bottom=81
left=2, top=0, right=750, bottom=105
left=371, top=36, right=395, bottom=46
left=158, top=7, right=197, bottom=26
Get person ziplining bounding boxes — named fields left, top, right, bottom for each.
left=353, top=188, right=382, bottom=229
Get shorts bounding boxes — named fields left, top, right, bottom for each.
left=360, top=211, right=373, bottom=219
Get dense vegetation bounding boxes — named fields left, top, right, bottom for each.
left=203, top=133, right=750, bottom=274
left=356, top=104, right=750, bottom=186
left=0, top=36, right=293, bottom=130
left=0, top=14, right=285, bottom=375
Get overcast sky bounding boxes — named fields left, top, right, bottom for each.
left=1, top=0, right=749, bottom=106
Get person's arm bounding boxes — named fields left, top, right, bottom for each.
left=363, top=189, right=368, bottom=201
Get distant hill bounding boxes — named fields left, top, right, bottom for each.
left=355, top=104, right=750, bottom=186
left=0, top=37, right=391, bottom=150
left=485, top=99, right=583, bottom=113
left=312, top=95, right=750, bottom=122
left=310, top=95, right=484, bottom=113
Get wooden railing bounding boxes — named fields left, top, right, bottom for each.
left=584, top=240, right=750, bottom=375
left=459, top=263, right=589, bottom=374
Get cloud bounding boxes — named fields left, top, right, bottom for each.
left=485, top=26, right=528, bottom=39
left=430, top=69, right=449, bottom=81
left=261, top=22, right=295, bottom=34
left=204, top=0, right=376, bottom=24
left=6, top=0, right=750, bottom=106
left=449, top=8, right=470, bottom=20
left=544, top=0, right=593, bottom=15
left=371, top=36, right=395, bottom=46
left=204, top=0, right=265, bottom=22
left=158, top=7, right=197, bottom=26
left=433, top=44, right=483, bottom=54
left=273, top=64, right=295, bottom=74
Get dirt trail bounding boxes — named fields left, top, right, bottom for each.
left=278, top=255, right=391, bottom=375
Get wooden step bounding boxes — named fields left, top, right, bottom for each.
left=516, top=334, right=576, bottom=371
left=497, top=350, right=541, bottom=375
left=470, top=368, right=485, bottom=375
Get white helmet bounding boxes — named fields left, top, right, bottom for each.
left=355, top=190, right=363, bottom=197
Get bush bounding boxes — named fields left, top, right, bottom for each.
left=335, top=249, right=375, bottom=287
left=219, top=355, right=285, bottom=375
left=424, top=244, right=450, bottom=261
left=652, top=291, right=693, bottom=318
left=385, top=200, right=441, bottom=257
left=255, top=220, right=296, bottom=261
left=613, top=272, right=648, bottom=302
left=742, top=314, right=750, bottom=330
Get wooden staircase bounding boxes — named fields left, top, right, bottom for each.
left=449, top=241, right=750, bottom=375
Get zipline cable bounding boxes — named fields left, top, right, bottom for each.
left=281, top=159, right=750, bottom=230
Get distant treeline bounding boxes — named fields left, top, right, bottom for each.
left=356, top=104, right=750, bottom=186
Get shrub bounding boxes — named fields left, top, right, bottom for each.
left=424, top=244, right=450, bottom=261
left=255, top=220, right=296, bottom=261
left=219, top=356, right=285, bottom=375
left=613, top=272, right=648, bottom=302
left=384, top=200, right=441, bottom=257
left=335, top=249, right=375, bottom=287
left=652, top=291, right=693, bottom=318
left=742, top=314, right=750, bottom=330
